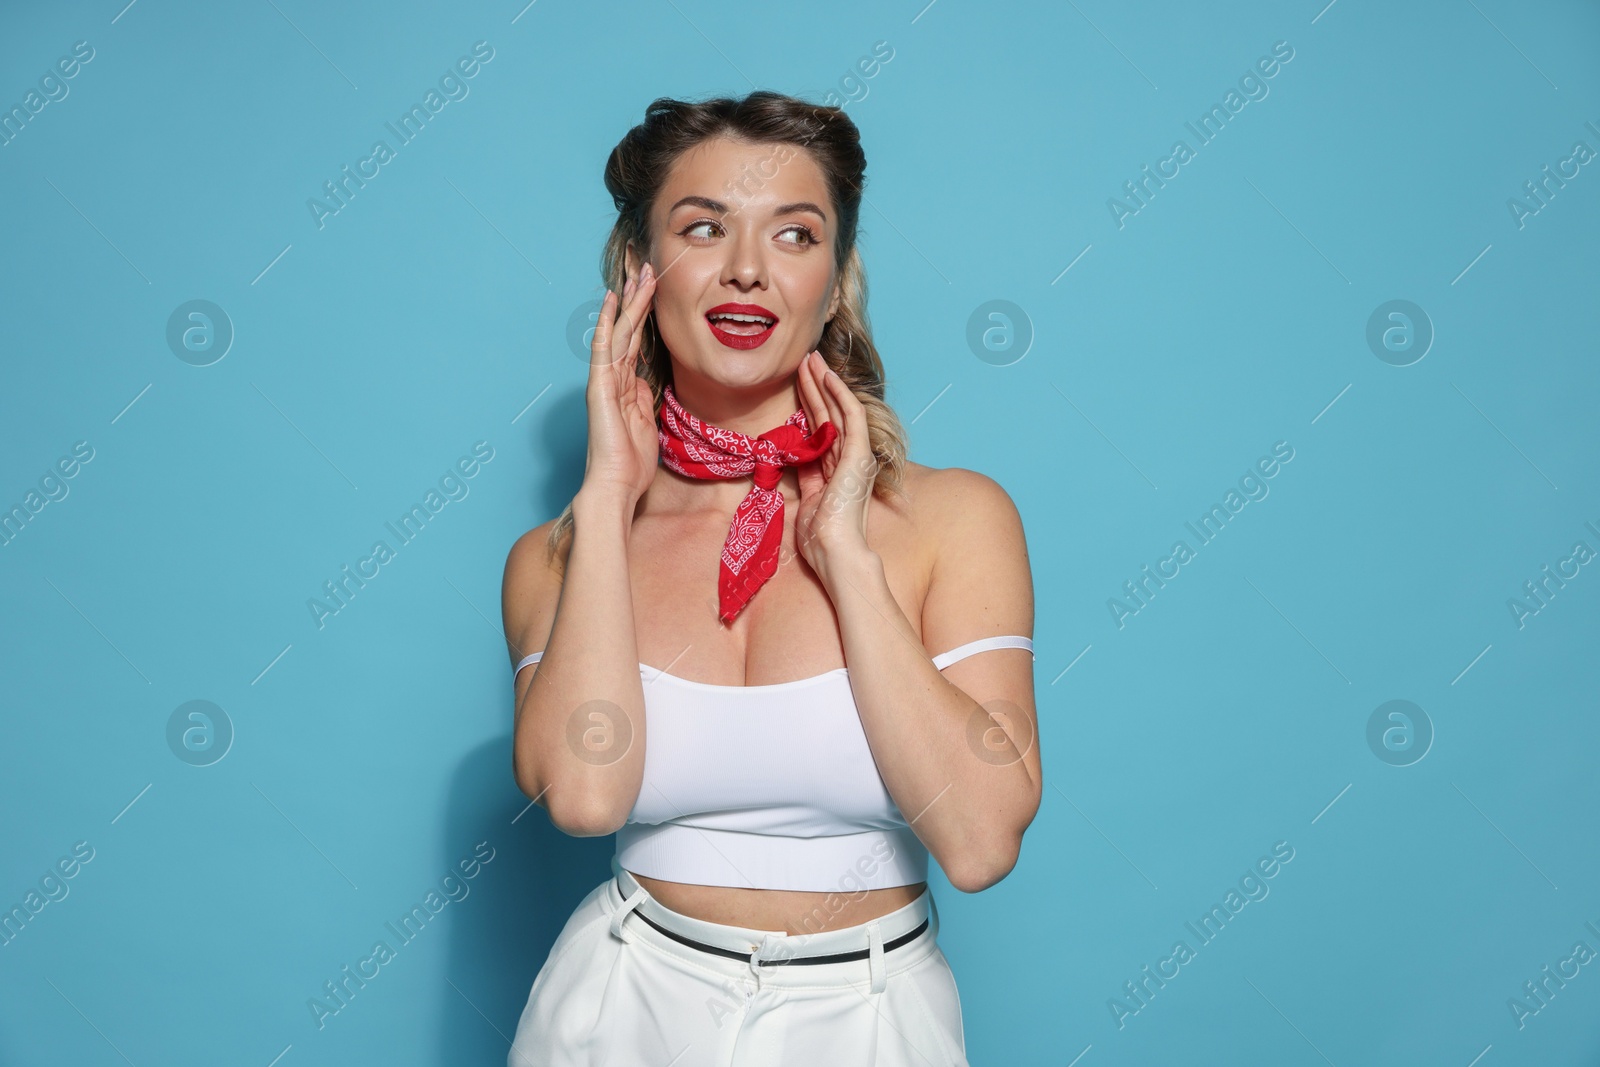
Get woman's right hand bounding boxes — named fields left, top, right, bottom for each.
left=580, top=262, right=659, bottom=510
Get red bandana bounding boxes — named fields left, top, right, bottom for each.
left=656, top=382, right=837, bottom=623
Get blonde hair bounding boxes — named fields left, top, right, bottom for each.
left=546, top=91, right=909, bottom=566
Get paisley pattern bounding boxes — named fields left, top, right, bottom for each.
left=657, top=383, right=837, bottom=622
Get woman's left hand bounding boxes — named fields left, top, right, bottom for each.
left=795, top=349, right=880, bottom=589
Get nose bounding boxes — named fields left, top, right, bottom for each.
left=720, top=226, right=768, bottom=292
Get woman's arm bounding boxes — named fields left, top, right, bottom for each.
left=826, top=469, right=1040, bottom=893
left=793, top=352, right=1040, bottom=893
left=504, top=269, right=660, bottom=837
left=503, top=492, right=647, bottom=837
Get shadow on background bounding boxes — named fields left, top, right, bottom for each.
left=437, top=384, right=604, bottom=1061
left=435, top=740, right=614, bottom=1062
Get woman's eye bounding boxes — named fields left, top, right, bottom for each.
left=680, top=221, right=818, bottom=245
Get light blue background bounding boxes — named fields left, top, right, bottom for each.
left=2, top=1, right=1597, bottom=1064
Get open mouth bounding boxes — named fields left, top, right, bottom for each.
left=705, top=303, right=779, bottom=350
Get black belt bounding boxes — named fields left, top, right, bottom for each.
left=632, top=910, right=930, bottom=966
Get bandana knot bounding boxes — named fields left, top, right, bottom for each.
left=751, top=426, right=806, bottom=490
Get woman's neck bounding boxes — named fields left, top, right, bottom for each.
left=666, top=373, right=805, bottom=439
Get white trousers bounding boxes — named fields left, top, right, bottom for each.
left=507, top=857, right=968, bottom=1066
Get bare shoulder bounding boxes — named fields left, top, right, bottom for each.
left=500, top=517, right=569, bottom=668
left=900, top=460, right=1026, bottom=551
left=900, top=461, right=1033, bottom=640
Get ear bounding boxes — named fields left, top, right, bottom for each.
left=825, top=280, right=843, bottom=321
left=624, top=241, right=642, bottom=287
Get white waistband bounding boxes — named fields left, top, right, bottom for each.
left=608, top=854, right=936, bottom=965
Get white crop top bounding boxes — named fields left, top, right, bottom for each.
left=512, top=635, right=1034, bottom=892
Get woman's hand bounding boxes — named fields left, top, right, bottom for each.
left=579, top=264, right=659, bottom=511
left=794, top=349, right=880, bottom=589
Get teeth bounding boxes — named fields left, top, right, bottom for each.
left=709, top=313, right=774, bottom=325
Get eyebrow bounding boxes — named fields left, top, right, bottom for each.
left=667, top=195, right=827, bottom=223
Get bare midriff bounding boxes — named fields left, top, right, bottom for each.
left=630, top=871, right=926, bottom=936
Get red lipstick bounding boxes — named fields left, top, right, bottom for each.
left=705, top=302, right=779, bottom=350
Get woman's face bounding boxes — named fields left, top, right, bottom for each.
left=629, top=136, right=841, bottom=397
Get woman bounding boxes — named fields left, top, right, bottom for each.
left=501, top=91, right=1039, bottom=1066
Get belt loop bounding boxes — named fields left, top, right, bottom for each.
left=748, top=935, right=773, bottom=985
left=866, top=922, right=887, bottom=994
left=610, top=883, right=649, bottom=943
